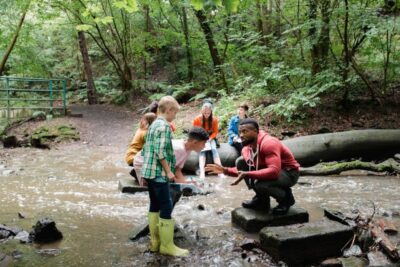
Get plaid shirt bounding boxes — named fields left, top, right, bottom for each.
left=141, top=117, right=176, bottom=181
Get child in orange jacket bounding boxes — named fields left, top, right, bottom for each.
left=193, top=102, right=225, bottom=179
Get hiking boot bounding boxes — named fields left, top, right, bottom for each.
left=242, top=195, right=270, bottom=211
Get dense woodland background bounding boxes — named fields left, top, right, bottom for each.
left=1, top=0, right=400, bottom=133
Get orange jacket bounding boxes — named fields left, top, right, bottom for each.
left=193, top=115, right=218, bottom=140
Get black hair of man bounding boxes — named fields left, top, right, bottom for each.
left=239, top=118, right=259, bottom=132
left=188, top=127, right=209, bottom=141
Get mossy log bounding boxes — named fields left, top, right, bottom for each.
left=300, top=158, right=400, bottom=176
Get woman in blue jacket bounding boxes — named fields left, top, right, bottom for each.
left=228, top=103, right=249, bottom=153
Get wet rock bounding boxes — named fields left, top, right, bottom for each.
left=343, top=245, right=362, bottom=257
left=29, top=218, right=63, bottom=244
left=195, top=227, right=215, bottom=240
left=11, top=250, right=23, bottom=259
left=36, top=248, right=61, bottom=256
left=0, top=230, right=11, bottom=239
left=339, top=256, right=368, bottom=267
left=2, top=135, right=18, bottom=148
left=197, top=204, right=205, bottom=211
left=118, top=179, right=148, bottom=194
left=18, top=212, right=26, bottom=219
left=14, top=230, right=30, bottom=243
left=2, top=169, right=14, bottom=176
left=0, top=224, right=22, bottom=237
left=239, top=238, right=259, bottom=251
left=320, top=258, right=342, bottom=267
left=259, top=219, right=353, bottom=265
left=231, top=206, right=309, bottom=233
left=0, top=253, right=12, bottom=267
left=128, top=221, right=149, bottom=241
left=367, top=251, right=392, bottom=266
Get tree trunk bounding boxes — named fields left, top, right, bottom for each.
left=181, top=6, right=193, bottom=81
left=0, top=2, right=30, bottom=75
left=342, top=0, right=351, bottom=103
left=194, top=9, right=229, bottom=92
left=309, top=0, right=331, bottom=75
left=309, top=0, right=320, bottom=75
left=78, top=31, right=98, bottom=104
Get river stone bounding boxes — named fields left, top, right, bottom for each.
left=29, top=218, right=63, bottom=244
left=118, top=179, right=148, bottom=194
left=128, top=220, right=149, bottom=241
left=339, top=256, right=368, bottom=267
left=367, top=251, right=392, bottom=266
left=259, top=219, right=354, bottom=265
left=231, top=206, right=309, bottom=233
left=2, top=135, right=18, bottom=148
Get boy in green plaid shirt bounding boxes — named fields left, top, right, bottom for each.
left=141, top=96, right=189, bottom=257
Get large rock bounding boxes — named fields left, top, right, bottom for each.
left=259, top=219, right=354, bottom=265
left=231, top=206, right=309, bottom=233
left=29, top=218, right=63, bottom=244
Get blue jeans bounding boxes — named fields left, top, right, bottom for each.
left=145, top=178, right=173, bottom=219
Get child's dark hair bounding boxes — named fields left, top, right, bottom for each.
left=140, top=112, right=157, bottom=129
left=188, top=127, right=209, bottom=141
left=239, top=118, right=259, bottom=131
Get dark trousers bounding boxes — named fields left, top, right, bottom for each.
left=146, top=179, right=173, bottom=219
left=236, top=157, right=299, bottom=201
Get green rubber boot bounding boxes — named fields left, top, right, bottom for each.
left=158, top=218, right=189, bottom=257
left=148, top=212, right=160, bottom=252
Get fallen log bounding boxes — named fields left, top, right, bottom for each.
left=300, top=158, right=400, bottom=176
left=182, top=129, right=400, bottom=172
left=282, top=129, right=400, bottom=167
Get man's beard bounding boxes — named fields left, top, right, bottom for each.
left=241, top=137, right=255, bottom=146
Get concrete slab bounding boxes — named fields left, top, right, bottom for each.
left=231, top=206, right=309, bottom=233
left=259, top=219, right=354, bottom=265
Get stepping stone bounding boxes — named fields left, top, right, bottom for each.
left=231, top=206, right=309, bottom=233
left=118, top=179, right=147, bottom=194
left=259, top=219, right=354, bottom=265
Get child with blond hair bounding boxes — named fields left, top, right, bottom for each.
left=141, top=95, right=188, bottom=257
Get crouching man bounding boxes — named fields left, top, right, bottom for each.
left=205, top=118, right=300, bottom=215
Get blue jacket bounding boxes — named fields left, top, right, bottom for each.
left=228, top=115, right=240, bottom=145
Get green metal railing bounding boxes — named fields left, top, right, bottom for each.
left=0, top=76, right=67, bottom=121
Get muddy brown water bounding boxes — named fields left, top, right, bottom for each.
left=1, top=144, right=399, bottom=266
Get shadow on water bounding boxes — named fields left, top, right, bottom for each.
left=1, top=145, right=399, bottom=266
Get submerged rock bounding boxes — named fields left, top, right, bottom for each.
left=29, top=218, right=63, bottom=244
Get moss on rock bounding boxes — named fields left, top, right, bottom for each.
left=30, top=124, right=79, bottom=148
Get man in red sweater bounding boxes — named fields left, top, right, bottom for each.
left=205, top=118, right=300, bottom=215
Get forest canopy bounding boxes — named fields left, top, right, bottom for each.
left=1, top=0, right=399, bottom=121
